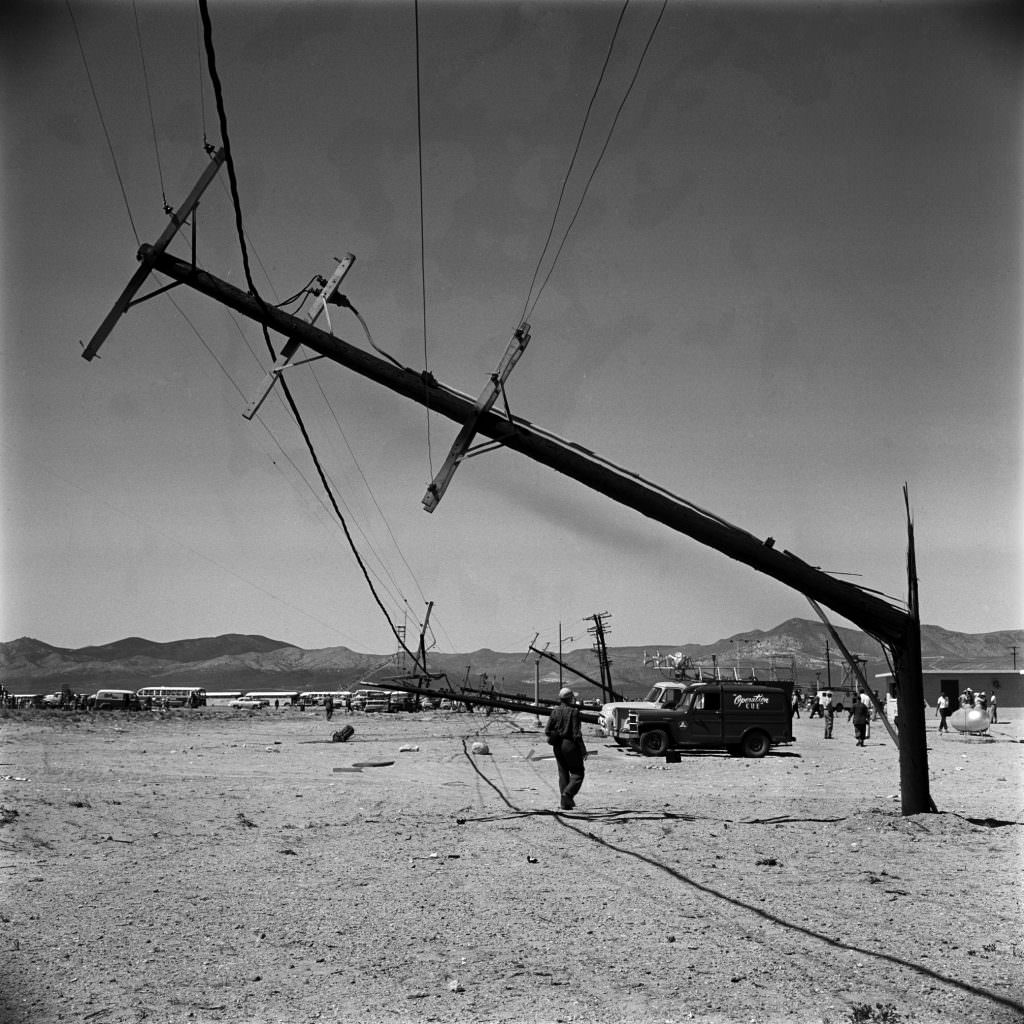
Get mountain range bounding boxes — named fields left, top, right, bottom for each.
left=2, top=619, right=1021, bottom=700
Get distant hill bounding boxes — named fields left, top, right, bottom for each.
left=1, top=621, right=1021, bottom=698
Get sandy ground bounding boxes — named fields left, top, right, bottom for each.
left=1, top=705, right=1022, bottom=1024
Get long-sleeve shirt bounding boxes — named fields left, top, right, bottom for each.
left=545, top=703, right=582, bottom=745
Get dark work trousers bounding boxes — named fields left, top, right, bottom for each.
left=553, top=738, right=585, bottom=806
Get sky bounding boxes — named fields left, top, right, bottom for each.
left=1, top=0, right=1021, bottom=657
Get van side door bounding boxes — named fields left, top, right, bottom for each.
left=688, top=686, right=723, bottom=745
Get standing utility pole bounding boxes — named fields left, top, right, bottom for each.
left=79, top=186, right=933, bottom=813
left=587, top=612, right=614, bottom=704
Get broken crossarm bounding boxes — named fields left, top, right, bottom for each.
left=421, top=323, right=531, bottom=512
left=242, top=254, right=356, bottom=420
left=80, top=148, right=226, bottom=361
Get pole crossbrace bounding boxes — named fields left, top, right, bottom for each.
left=80, top=148, right=226, bottom=362
left=422, top=322, right=531, bottom=512
left=243, top=254, right=355, bottom=420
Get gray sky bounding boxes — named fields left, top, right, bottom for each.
left=2, top=0, right=1021, bottom=655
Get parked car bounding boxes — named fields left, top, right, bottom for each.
left=230, top=697, right=269, bottom=709
left=91, top=689, right=141, bottom=711
left=363, top=693, right=390, bottom=713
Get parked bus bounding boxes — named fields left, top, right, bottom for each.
left=136, top=686, right=207, bottom=708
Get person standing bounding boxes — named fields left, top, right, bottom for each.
left=325, top=695, right=335, bottom=721
left=823, top=700, right=835, bottom=739
left=936, top=693, right=950, bottom=733
left=545, top=687, right=587, bottom=811
left=791, top=694, right=801, bottom=719
left=989, top=694, right=998, bottom=724
left=851, top=699, right=871, bottom=746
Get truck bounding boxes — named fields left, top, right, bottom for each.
left=597, top=679, right=693, bottom=746
left=625, top=680, right=794, bottom=759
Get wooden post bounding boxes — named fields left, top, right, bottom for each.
left=893, top=488, right=933, bottom=814
left=91, top=248, right=933, bottom=811
left=80, top=149, right=225, bottom=361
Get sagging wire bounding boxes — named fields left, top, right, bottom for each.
left=274, top=276, right=323, bottom=311
left=413, top=0, right=434, bottom=482
left=325, top=291, right=406, bottom=372
left=66, top=0, right=140, bottom=245
left=197, top=0, right=427, bottom=675
left=132, top=0, right=170, bottom=213
left=523, top=0, right=669, bottom=325
left=517, top=0, right=631, bottom=328
left=195, top=2, right=210, bottom=152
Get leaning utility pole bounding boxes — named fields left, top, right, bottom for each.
left=586, top=612, right=614, bottom=704
left=79, top=151, right=933, bottom=814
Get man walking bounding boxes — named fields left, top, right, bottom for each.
left=936, top=693, right=950, bottom=733
left=851, top=698, right=871, bottom=746
left=823, top=700, right=835, bottom=739
left=545, top=687, right=587, bottom=811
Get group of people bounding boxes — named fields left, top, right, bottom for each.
left=936, top=689, right=998, bottom=732
left=794, top=692, right=872, bottom=745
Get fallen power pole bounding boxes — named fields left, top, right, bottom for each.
left=379, top=676, right=600, bottom=724
left=527, top=645, right=621, bottom=703
left=79, top=153, right=932, bottom=814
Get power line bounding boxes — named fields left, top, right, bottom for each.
left=167, top=285, right=416, bottom=622
left=132, top=0, right=168, bottom=211
left=196, top=0, right=425, bottom=673
left=518, top=0, right=631, bottom=327
left=414, top=0, right=434, bottom=481
left=65, top=0, right=140, bottom=245
left=523, top=0, right=669, bottom=324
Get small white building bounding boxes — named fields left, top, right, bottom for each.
left=874, top=669, right=1023, bottom=712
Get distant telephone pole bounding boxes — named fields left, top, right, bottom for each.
left=1011, top=645, right=1019, bottom=670
left=587, top=612, right=613, bottom=703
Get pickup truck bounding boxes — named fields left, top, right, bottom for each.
left=597, top=680, right=692, bottom=745
left=626, top=680, right=794, bottom=759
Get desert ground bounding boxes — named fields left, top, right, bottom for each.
left=1, top=704, right=1022, bottom=1024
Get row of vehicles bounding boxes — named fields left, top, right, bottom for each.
left=21, top=685, right=464, bottom=713
left=227, top=689, right=423, bottom=712
left=28, top=687, right=208, bottom=710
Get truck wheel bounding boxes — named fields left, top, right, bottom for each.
left=639, top=729, right=669, bottom=757
left=741, top=731, right=770, bottom=758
